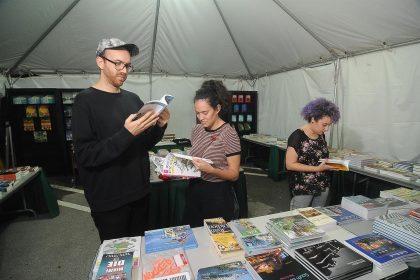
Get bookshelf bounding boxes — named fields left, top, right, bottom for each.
left=229, top=91, right=258, bottom=137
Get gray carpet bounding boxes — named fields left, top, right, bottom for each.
left=0, top=167, right=290, bottom=279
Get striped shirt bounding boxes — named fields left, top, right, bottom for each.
left=189, top=123, right=241, bottom=182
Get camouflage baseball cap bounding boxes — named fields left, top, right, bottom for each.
left=96, top=38, right=139, bottom=57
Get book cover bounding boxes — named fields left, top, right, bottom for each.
left=245, top=248, right=317, bottom=280
left=237, top=95, right=244, bottom=103
left=319, top=158, right=350, bottom=171
left=25, top=105, right=37, bottom=118
left=144, top=225, right=198, bottom=254
left=230, top=219, right=261, bottom=237
left=233, top=104, right=240, bottom=113
left=245, top=95, right=251, bottom=103
left=38, top=105, right=50, bottom=117
left=316, top=205, right=362, bottom=224
left=231, top=94, right=238, bottom=103
left=95, top=252, right=133, bottom=280
left=40, top=118, right=52, bottom=131
left=198, top=261, right=253, bottom=280
left=158, top=153, right=212, bottom=178
left=211, top=233, right=243, bottom=254
left=238, top=115, right=244, bottom=122
left=267, top=214, right=323, bottom=240
left=297, top=207, right=337, bottom=228
left=295, top=239, right=372, bottom=279
left=33, top=131, right=48, bottom=143
left=241, top=104, right=247, bottom=113
left=345, top=234, right=416, bottom=264
left=246, top=114, right=252, bottom=122
left=135, top=94, right=174, bottom=119
left=23, top=119, right=35, bottom=131
left=142, top=248, right=192, bottom=280
left=241, top=233, right=282, bottom=253
left=204, top=217, right=233, bottom=234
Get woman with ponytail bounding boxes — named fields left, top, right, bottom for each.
left=183, top=80, right=241, bottom=227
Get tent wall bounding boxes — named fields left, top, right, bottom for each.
left=256, top=43, right=420, bottom=162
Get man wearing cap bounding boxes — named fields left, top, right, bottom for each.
left=72, top=38, right=170, bottom=242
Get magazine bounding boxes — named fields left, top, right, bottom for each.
left=197, top=261, right=253, bottom=280
left=150, top=153, right=212, bottom=178
left=95, top=252, right=134, bottom=280
left=134, top=94, right=174, bottom=120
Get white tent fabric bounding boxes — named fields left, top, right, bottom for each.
left=1, top=0, right=420, bottom=161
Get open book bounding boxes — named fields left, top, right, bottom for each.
left=134, top=94, right=174, bottom=120
left=150, top=153, right=213, bottom=178
left=319, top=158, right=350, bottom=171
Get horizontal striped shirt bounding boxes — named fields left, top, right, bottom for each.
left=189, top=123, right=241, bottom=182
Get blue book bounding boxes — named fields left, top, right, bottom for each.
left=241, top=233, right=282, bottom=255
left=96, top=252, right=133, bottom=280
left=317, top=205, right=363, bottom=225
left=198, top=261, right=253, bottom=280
left=144, top=225, right=198, bottom=254
left=345, top=234, right=416, bottom=266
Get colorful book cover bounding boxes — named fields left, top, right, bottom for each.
left=268, top=215, right=323, bottom=239
left=245, top=248, right=317, bottom=280
left=295, top=239, right=372, bottom=279
left=95, top=252, right=133, bottom=280
left=23, top=119, right=35, bottom=131
left=231, top=94, right=237, bottom=103
left=38, top=105, right=50, bottom=117
left=142, top=248, right=192, bottom=280
left=33, top=131, right=47, bottom=143
left=144, top=225, right=198, bottom=254
left=237, top=95, right=244, bottom=103
left=230, top=219, right=261, bottom=237
left=204, top=217, right=233, bottom=234
left=25, top=105, right=37, bottom=118
left=211, top=233, right=242, bottom=254
left=297, top=207, right=337, bottom=227
left=241, top=104, right=247, bottom=113
left=233, top=104, right=240, bottom=113
left=317, top=205, right=362, bottom=224
left=241, top=233, right=282, bottom=252
left=245, top=95, right=251, bottom=103
left=198, top=261, right=253, bottom=280
left=40, top=118, right=52, bottom=131
left=345, top=234, right=416, bottom=264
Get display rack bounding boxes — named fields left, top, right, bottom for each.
left=229, top=91, right=258, bottom=137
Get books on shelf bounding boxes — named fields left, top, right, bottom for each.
left=244, top=248, right=317, bottom=280
left=197, top=261, right=253, bottom=280
left=372, top=213, right=420, bottom=254
left=316, top=205, right=363, bottom=225
left=95, top=252, right=134, bottom=280
left=319, top=158, right=350, bottom=171
left=294, top=239, right=373, bottom=280
left=134, top=94, right=174, bottom=120
left=265, top=214, right=324, bottom=249
left=92, top=236, right=141, bottom=280
left=230, top=218, right=261, bottom=237
left=204, top=217, right=244, bottom=260
left=142, top=247, right=193, bottom=280
left=296, top=207, right=337, bottom=230
left=341, top=195, right=388, bottom=220
left=144, top=225, right=198, bottom=254
left=150, top=153, right=212, bottom=178
left=345, top=234, right=417, bottom=269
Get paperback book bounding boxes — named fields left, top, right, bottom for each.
left=345, top=234, right=417, bottom=269
left=134, top=94, right=174, bottom=120
left=296, top=207, right=337, bottom=229
left=319, top=158, right=350, bottom=171
left=294, top=239, right=373, bottom=280
left=151, top=153, right=212, bottom=178
left=95, top=252, right=133, bottom=280
left=197, top=261, right=253, bottom=280
left=245, top=247, right=317, bottom=280
left=144, top=225, right=198, bottom=254
left=316, top=205, right=363, bottom=225
left=341, top=195, right=388, bottom=220
left=230, top=218, right=261, bottom=237
left=240, top=232, right=282, bottom=255
left=142, top=247, right=193, bottom=280
left=204, top=217, right=234, bottom=235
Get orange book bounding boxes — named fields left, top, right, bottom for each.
left=319, top=159, right=350, bottom=171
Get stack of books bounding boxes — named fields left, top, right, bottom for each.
left=197, top=261, right=253, bottom=280
left=347, top=153, right=376, bottom=168
left=316, top=205, right=362, bottom=225
left=245, top=247, right=317, bottom=280
left=373, top=197, right=412, bottom=215
left=294, top=239, right=373, bottom=280
left=296, top=207, right=337, bottom=230
left=265, top=214, right=325, bottom=249
left=379, top=187, right=420, bottom=208
left=341, top=195, right=388, bottom=220
left=92, top=236, right=141, bottom=280
left=142, top=247, right=193, bottom=280
left=204, top=217, right=244, bottom=261
left=372, top=213, right=420, bottom=254
left=345, top=234, right=417, bottom=270
left=230, top=219, right=282, bottom=255
left=144, top=225, right=198, bottom=254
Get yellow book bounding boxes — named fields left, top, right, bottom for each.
left=319, top=159, right=350, bottom=171
left=211, top=233, right=242, bottom=255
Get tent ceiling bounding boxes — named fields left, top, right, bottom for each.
left=1, top=0, right=420, bottom=79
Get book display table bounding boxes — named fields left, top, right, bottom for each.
left=0, top=168, right=59, bottom=218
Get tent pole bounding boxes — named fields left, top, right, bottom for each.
left=149, top=0, right=161, bottom=100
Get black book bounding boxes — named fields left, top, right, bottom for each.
left=245, top=248, right=318, bottom=280
left=295, top=239, right=373, bottom=280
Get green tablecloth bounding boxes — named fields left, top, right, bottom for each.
left=268, top=145, right=287, bottom=181
left=148, top=171, right=248, bottom=229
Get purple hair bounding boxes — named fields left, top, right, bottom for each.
left=300, top=97, right=340, bottom=123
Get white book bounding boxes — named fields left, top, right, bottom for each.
left=296, top=207, right=337, bottom=230
left=134, top=94, right=174, bottom=119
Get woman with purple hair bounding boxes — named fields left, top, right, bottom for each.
left=285, top=97, right=340, bottom=210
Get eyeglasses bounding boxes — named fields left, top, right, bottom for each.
left=101, top=56, right=133, bottom=72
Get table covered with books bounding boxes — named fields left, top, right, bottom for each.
left=90, top=188, right=420, bottom=280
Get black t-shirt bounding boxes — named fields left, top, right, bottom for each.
left=287, top=129, right=330, bottom=195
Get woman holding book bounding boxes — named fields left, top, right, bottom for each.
left=286, top=97, right=340, bottom=210
left=183, top=80, right=241, bottom=227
